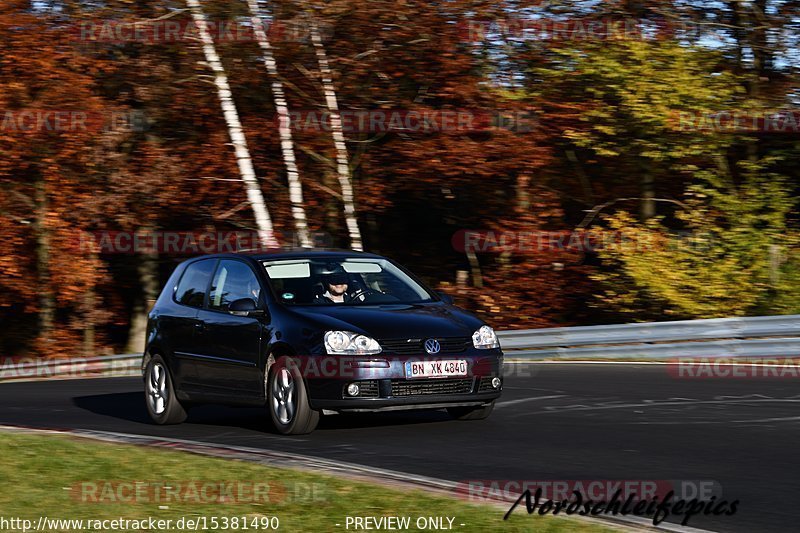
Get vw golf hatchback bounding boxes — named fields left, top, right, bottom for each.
left=143, top=250, right=503, bottom=434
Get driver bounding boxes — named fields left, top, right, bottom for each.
left=315, top=270, right=352, bottom=304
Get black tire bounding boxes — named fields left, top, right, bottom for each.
left=447, top=401, right=495, bottom=421
left=267, top=358, right=319, bottom=435
left=144, top=355, right=187, bottom=425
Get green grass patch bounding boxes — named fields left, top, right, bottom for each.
left=0, top=431, right=619, bottom=532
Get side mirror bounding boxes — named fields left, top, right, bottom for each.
left=438, top=292, right=454, bottom=305
left=229, top=298, right=265, bottom=317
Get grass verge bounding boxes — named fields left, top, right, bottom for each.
left=0, top=431, right=621, bottom=533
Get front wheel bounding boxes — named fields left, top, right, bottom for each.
left=268, top=359, right=319, bottom=435
left=144, top=355, right=187, bottom=425
left=447, top=401, right=495, bottom=421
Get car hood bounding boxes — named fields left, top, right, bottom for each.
left=288, top=302, right=483, bottom=339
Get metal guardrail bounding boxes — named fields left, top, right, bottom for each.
left=497, top=314, right=800, bottom=359
left=2, top=315, right=799, bottom=381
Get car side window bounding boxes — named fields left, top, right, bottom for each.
left=209, top=260, right=261, bottom=312
left=174, top=259, right=216, bottom=308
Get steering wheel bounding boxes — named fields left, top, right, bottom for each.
left=350, top=287, right=380, bottom=302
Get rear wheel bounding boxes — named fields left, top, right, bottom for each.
left=144, top=355, right=187, bottom=424
left=447, top=401, right=495, bottom=421
left=268, top=358, right=319, bottom=435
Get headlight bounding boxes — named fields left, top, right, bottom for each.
left=324, top=331, right=382, bottom=355
left=472, top=325, right=499, bottom=349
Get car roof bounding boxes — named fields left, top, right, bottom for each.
left=254, top=248, right=386, bottom=261
left=186, top=248, right=387, bottom=263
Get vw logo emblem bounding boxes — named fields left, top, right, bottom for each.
left=424, top=339, right=441, bottom=354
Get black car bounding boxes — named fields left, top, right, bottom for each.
left=143, top=250, right=503, bottom=434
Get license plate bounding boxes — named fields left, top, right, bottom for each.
left=405, top=360, right=468, bottom=379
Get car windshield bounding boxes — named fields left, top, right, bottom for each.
left=262, top=258, right=435, bottom=305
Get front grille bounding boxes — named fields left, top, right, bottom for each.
left=391, top=378, right=474, bottom=396
left=343, top=380, right=379, bottom=398
left=380, top=337, right=471, bottom=355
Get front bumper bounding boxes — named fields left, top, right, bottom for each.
left=303, top=351, right=503, bottom=412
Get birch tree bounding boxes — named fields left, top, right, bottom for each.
left=246, top=0, right=311, bottom=248
left=185, top=0, right=279, bottom=248
left=308, top=14, right=363, bottom=251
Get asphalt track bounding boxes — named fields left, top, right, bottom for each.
left=0, top=363, right=797, bottom=533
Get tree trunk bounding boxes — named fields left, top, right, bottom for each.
left=246, top=0, right=311, bottom=248
left=565, top=149, right=595, bottom=205
left=323, top=169, right=340, bottom=240
left=127, top=234, right=159, bottom=354
left=33, top=178, right=55, bottom=351
left=82, top=266, right=96, bottom=357
left=186, top=0, right=279, bottom=249
left=309, top=16, right=364, bottom=251
left=640, top=170, right=655, bottom=220
left=466, top=249, right=483, bottom=288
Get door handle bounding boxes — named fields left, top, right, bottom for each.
left=194, top=321, right=205, bottom=331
